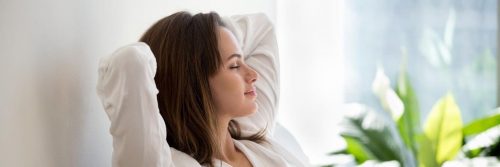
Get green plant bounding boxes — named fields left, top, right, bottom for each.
left=329, top=66, right=500, bottom=167
left=331, top=104, right=416, bottom=166
left=328, top=8, right=500, bottom=166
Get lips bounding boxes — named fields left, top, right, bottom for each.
left=244, top=88, right=256, bottom=96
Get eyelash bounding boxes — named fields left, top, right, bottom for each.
left=230, top=65, right=240, bottom=69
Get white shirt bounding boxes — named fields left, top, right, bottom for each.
left=96, top=13, right=309, bottom=167
left=211, top=139, right=298, bottom=167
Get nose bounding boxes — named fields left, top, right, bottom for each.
left=246, top=66, right=258, bottom=84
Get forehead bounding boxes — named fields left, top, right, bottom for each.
left=217, top=27, right=242, bottom=60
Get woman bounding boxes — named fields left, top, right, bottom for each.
left=97, top=11, right=308, bottom=167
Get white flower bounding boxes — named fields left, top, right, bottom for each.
left=372, top=66, right=404, bottom=121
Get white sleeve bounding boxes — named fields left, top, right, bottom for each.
left=96, top=42, right=200, bottom=167
left=223, top=14, right=280, bottom=136
left=224, top=14, right=311, bottom=166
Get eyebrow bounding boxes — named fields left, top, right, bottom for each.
left=226, top=54, right=242, bottom=61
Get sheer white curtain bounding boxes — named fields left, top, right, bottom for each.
left=0, top=1, right=275, bottom=167
left=276, top=0, right=346, bottom=165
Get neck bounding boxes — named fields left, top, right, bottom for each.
left=215, top=117, right=239, bottom=162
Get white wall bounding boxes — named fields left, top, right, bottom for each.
left=0, top=0, right=275, bottom=166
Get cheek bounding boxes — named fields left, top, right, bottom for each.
left=214, top=75, right=242, bottom=97
left=211, top=74, right=241, bottom=97
left=210, top=73, right=247, bottom=113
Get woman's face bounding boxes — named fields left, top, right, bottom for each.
left=209, top=27, right=259, bottom=119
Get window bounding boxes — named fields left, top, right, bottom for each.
left=343, top=0, right=497, bottom=124
left=277, top=0, right=497, bottom=165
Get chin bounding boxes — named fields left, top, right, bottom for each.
left=247, top=102, right=259, bottom=115
left=239, top=102, right=259, bottom=117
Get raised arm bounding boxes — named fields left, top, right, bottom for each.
left=223, top=14, right=280, bottom=136
left=96, top=42, right=199, bottom=167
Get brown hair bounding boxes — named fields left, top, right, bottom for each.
left=139, top=11, right=265, bottom=166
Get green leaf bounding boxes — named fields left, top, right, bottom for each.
left=485, top=140, right=500, bottom=158
left=464, top=148, right=483, bottom=158
left=395, top=51, right=421, bottom=156
left=418, top=134, right=439, bottom=167
left=421, top=94, right=463, bottom=166
left=462, top=125, right=500, bottom=158
left=328, top=149, right=348, bottom=155
left=338, top=104, right=416, bottom=167
left=342, top=136, right=373, bottom=163
left=463, top=110, right=500, bottom=136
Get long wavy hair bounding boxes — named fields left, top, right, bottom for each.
left=139, top=11, right=265, bottom=166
